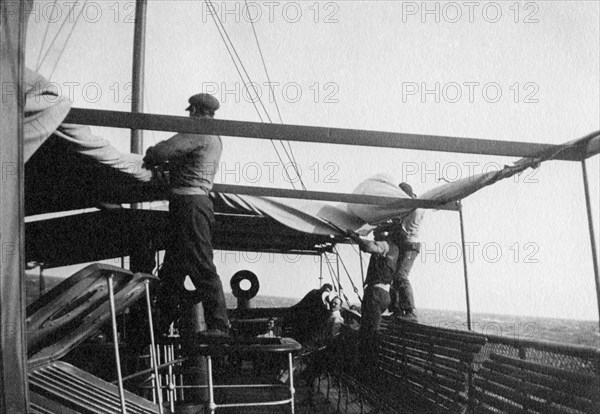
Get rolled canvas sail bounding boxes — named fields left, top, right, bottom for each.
left=217, top=158, right=537, bottom=237
left=24, top=69, right=151, bottom=181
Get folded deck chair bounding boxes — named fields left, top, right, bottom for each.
left=27, top=263, right=167, bottom=414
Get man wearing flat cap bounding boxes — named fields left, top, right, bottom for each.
left=143, top=93, right=229, bottom=338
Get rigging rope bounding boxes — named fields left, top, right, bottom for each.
left=277, top=140, right=306, bottom=190
left=203, top=1, right=263, bottom=119
left=204, top=1, right=272, bottom=122
left=323, top=252, right=351, bottom=307
left=47, top=1, right=88, bottom=81
left=322, top=252, right=339, bottom=292
left=204, top=0, right=307, bottom=190
left=243, top=0, right=304, bottom=189
left=342, top=237, right=367, bottom=290
left=35, top=0, right=81, bottom=73
left=243, top=0, right=283, bottom=124
left=333, top=246, right=362, bottom=303
left=35, top=0, right=59, bottom=71
left=203, top=0, right=296, bottom=188
left=204, top=0, right=296, bottom=188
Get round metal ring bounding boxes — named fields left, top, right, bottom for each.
left=230, top=270, right=260, bottom=300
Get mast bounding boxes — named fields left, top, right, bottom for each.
left=129, top=0, right=151, bottom=274
left=131, top=0, right=147, bottom=156
left=1, top=2, right=31, bottom=412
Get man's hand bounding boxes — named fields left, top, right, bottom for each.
left=351, top=234, right=390, bottom=256
left=348, top=231, right=362, bottom=244
left=150, top=164, right=170, bottom=186
left=142, top=147, right=157, bottom=167
left=349, top=232, right=374, bottom=254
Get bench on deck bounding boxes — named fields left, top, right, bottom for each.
left=473, top=352, right=600, bottom=413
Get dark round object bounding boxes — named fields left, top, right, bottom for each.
left=230, top=270, right=260, bottom=300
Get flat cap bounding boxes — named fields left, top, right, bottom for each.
left=186, top=93, right=220, bottom=111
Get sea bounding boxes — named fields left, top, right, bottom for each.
left=230, top=294, right=600, bottom=348
left=26, top=275, right=600, bottom=348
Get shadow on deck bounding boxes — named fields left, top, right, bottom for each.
left=171, top=373, right=372, bottom=414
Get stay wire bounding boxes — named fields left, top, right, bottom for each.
left=36, top=0, right=78, bottom=72
left=333, top=245, right=362, bottom=303
left=244, top=0, right=283, bottom=124
left=243, top=0, right=305, bottom=189
left=242, top=0, right=304, bottom=186
left=278, top=140, right=306, bottom=190
left=206, top=0, right=305, bottom=190
left=284, top=141, right=302, bottom=187
left=204, top=0, right=299, bottom=189
left=204, top=1, right=272, bottom=122
left=203, top=1, right=296, bottom=189
left=47, top=1, right=88, bottom=81
left=323, top=251, right=351, bottom=307
left=203, top=0, right=263, bottom=120
left=35, top=0, right=59, bottom=71
left=344, top=238, right=366, bottom=288
left=322, top=252, right=339, bottom=292
left=345, top=237, right=368, bottom=287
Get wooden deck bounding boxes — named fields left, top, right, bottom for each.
left=198, top=375, right=372, bottom=414
left=157, top=361, right=374, bottom=414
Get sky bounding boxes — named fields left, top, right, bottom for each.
left=24, top=0, right=599, bottom=321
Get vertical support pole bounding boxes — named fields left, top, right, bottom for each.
left=107, top=275, right=128, bottom=413
left=144, top=280, right=164, bottom=413
left=166, top=345, right=175, bottom=412
left=336, top=250, right=341, bottom=284
left=130, top=0, right=147, bottom=156
left=581, top=160, right=600, bottom=333
left=336, top=250, right=342, bottom=298
left=319, top=253, right=323, bottom=287
left=458, top=201, right=472, bottom=331
left=129, top=0, right=148, bottom=273
left=288, top=352, right=296, bottom=414
left=0, top=2, right=29, bottom=412
left=206, top=356, right=216, bottom=414
left=359, top=248, right=365, bottom=288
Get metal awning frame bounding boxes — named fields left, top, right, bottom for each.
left=65, top=108, right=600, bottom=161
left=59, top=110, right=600, bottom=333
left=59, top=107, right=600, bottom=334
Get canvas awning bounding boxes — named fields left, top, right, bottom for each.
left=25, top=207, right=337, bottom=268
left=23, top=68, right=597, bottom=260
